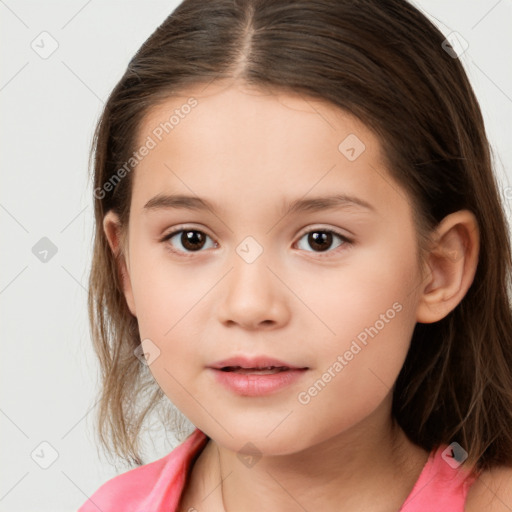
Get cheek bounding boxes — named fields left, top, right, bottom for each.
left=296, top=243, right=418, bottom=346
left=128, top=249, right=213, bottom=398
left=129, top=246, right=204, bottom=335
left=290, top=288, right=416, bottom=450
left=297, top=247, right=418, bottom=398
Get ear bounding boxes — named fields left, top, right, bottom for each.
left=102, top=210, right=137, bottom=316
left=416, top=210, right=480, bottom=324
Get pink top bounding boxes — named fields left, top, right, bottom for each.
left=77, top=428, right=479, bottom=511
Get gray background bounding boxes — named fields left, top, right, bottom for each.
left=1, top=1, right=511, bottom=510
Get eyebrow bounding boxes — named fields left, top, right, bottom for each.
left=143, top=193, right=376, bottom=215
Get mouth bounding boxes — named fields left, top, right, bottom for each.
left=219, top=366, right=294, bottom=375
left=209, top=363, right=309, bottom=396
left=209, top=355, right=309, bottom=373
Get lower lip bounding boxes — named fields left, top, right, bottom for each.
left=209, top=368, right=308, bottom=396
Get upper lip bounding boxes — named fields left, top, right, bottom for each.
left=208, top=355, right=308, bottom=370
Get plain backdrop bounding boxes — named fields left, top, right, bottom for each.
left=1, top=1, right=511, bottom=510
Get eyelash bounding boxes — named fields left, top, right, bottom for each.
left=160, top=225, right=353, bottom=258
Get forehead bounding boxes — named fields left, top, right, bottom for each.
left=137, top=80, right=376, bottom=153
left=130, top=81, right=407, bottom=218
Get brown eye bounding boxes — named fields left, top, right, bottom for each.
left=296, top=229, right=351, bottom=253
left=162, top=228, right=216, bottom=254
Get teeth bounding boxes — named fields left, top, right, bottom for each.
left=237, top=367, right=286, bottom=375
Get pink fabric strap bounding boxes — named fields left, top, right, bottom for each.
left=400, top=444, right=478, bottom=511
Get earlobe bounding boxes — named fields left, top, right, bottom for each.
left=416, top=210, right=480, bottom=324
left=102, top=211, right=137, bottom=317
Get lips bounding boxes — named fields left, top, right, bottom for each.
left=209, top=355, right=308, bottom=372
left=208, top=356, right=309, bottom=396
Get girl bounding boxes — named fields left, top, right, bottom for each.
left=79, top=0, right=512, bottom=510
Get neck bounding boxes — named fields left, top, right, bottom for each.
left=182, top=394, right=429, bottom=512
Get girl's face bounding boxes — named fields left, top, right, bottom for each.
left=110, top=80, right=428, bottom=455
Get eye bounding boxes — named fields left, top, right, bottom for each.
left=160, top=226, right=352, bottom=257
left=161, top=227, right=217, bottom=255
left=295, top=228, right=352, bottom=254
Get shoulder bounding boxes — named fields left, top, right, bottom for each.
left=77, top=429, right=208, bottom=512
left=465, top=466, right=512, bottom=511
left=77, top=454, right=172, bottom=512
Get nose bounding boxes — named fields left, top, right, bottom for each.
left=216, top=252, right=291, bottom=330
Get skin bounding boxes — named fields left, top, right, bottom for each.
left=103, top=80, right=482, bottom=511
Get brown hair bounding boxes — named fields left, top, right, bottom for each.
left=87, top=0, right=512, bottom=471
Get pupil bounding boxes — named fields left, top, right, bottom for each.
left=309, top=231, right=332, bottom=252
left=182, top=230, right=205, bottom=251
